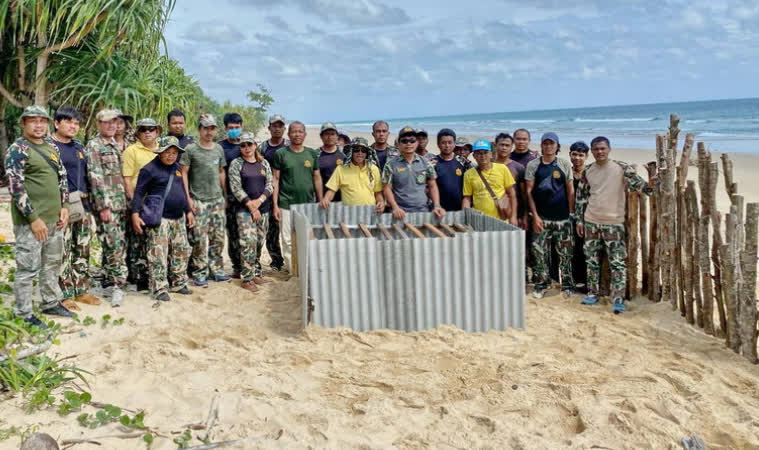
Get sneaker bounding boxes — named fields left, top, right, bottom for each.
left=176, top=287, right=193, bottom=295
left=156, top=292, right=170, bottom=302
left=581, top=295, right=599, bottom=305
left=241, top=281, right=259, bottom=293
left=23, top=315, right=48, bottom=330
left=613, top=297, right=626, bottom=314
left=74, top=293, right=101, bottom=305
left=193, top=278, right=208, bottom=287
left=561, top=290, right=575, bottom=299
left=212, top=274, right=231, bottom=282
left=111, top=288, right=124, bottom=308
left=41, top=304, right=73, bottom=317
left=532, top=290, right=545, bottom=299
left=252, top=276, right=268, bottom=285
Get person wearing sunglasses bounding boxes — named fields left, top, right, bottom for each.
left=122, top=118, right=161, bottom=292
left=320, top=137, right=384, bottom=213
left=381, top=126, right=445, bottom=221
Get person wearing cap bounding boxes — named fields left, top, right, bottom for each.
left=493, top=133, right=526, bottom=223
left=51, top=106, right=101, bottom=308
left=462, top=140, right=517, bottom=223
left=415, top=129, right=434, bottom=162
left=86, top=108, right=129, bottom=307
left=180, top=113, right=229, bottom=286
left=337, top=133, right=350, bottom=148
left=228, top=132, right=273, bottom=293
left=317, top=122, right=347, bottom=203
left=167, top=109, right=195, bottom=149
left=525, top=132, right=575, bottom=299
left=259, top=114, right=288, bottom=272
left=114, top=111, right=134, bottom=153
left=131, top=136, right=195, bottom=301
left=370, top=120, right=399, bottom=170
left=432, top=128, right=468, bottom=212
left=454, top=137, right=473, bottom=162
left=5, top=105, right=72, bottom=325
left=220, top=112, right=245, bottom=277
left=272, top=121, right=323, bottom=271
left=569, top=141, right=590, bottom=291
left=382, top=126, right=445, bottom=220
left=320, top=137, right=384, bottom=211
left=122, top=118, right=161, bottom=291
left=575, top=137, right=656, bottom=314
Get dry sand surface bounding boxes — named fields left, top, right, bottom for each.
left=1, top=134, right=759, bottom=449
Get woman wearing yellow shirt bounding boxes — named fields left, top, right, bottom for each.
left=320, top=137, right=385, bottom=214
left=462, top=139, right=518, bottom=224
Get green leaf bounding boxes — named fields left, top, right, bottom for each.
left=142, top=433, right=153, bottom=444
left=120, top=415, right=131, bottom=426
left=80, top=392, right=92, bottom=403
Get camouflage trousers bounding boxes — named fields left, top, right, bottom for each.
left=189, top=198, right=226, bottom=280
left=584, top=221, right=627, bottom=300
left=532, top=219, right=575, bottom=291
left=237, top=210, right=269, bottom=281
left=13, top=222, right=63, bottom=318
left=59, top=215, right=92, bottom=299
left=146, top=217, right=191, bottom=297
left=126, top=208, right=148, bottom=286
left=94, top=211, right=127, bottom=288
left=226, top=202, right=241, bottom=274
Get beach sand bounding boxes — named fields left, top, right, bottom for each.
left=1, top=131, right=759, bottom=449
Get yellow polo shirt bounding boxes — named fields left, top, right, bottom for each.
left=463, top=164, right=515, bottom=218
left=122, top=142, right=157, bottom=188
left=325, top=163, right=382, bottom=206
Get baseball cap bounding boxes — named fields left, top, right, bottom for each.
left=268, top=114, right=286, bottom=125
left=541, top=132, right=559, bottom=144
left=19, top=105, right=50, bottom=123
left=114, top=109, right=133, bottom=123
left=455, top=137, right=471, bottom=147
left=416, top=129, right=428, bottom=137
left=198, top=113, right=217, bottom=128
left=320, top=122, right=338, bottom=134
left=136, top=118, right=161, bottom=130
left=96, top=109, right=120, bottom=122
left=239, top=132, right=257, bottom=145
left=472, top=139, right=492, bottom=152
left=398, top=126, right=416, bottom=139
left=155, top=136, right=184, bottom=154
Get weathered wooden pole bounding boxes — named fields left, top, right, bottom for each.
left=646, top=161, right=659, bottom=302
left=640, top=193, right=649, bottom=296
left=721, top=153, right=738, bottom=198
left=740, top=203, right=759, bottom=363
left=699, top=215, right=715, bottom=336
left=682, top=182, right=695, bottom=324
left=677, top=171, right=687, bottom=315
left=697, top=142, right=710, bottom=217
left=722, top=206, right=742, bottom=353
left=658, top=132, right=677, bottom=309
left=627, top=191, right=640, bottom=298
left=709, top=162, right=727, bottom=337
left=686, top=181, right=703, bottom=328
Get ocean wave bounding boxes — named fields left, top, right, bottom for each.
left=697, top=132, right=728, bottom=137
left=507, top=119, right=556, bottom=123
left=573, top=117, right=659, bottom=122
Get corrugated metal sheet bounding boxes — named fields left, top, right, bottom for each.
left=292, top=204, right=525, bottom=332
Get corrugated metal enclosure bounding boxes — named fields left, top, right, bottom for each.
left=292, top=204, right=525, bottom=332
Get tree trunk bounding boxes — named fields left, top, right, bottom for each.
left=739, top=203, right=758, bottom=363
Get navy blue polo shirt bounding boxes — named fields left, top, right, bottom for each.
left=529, top=159, right=570, bottom=221
left=433, top=155, right=466, bottom=211
left=237, top=160, right=272, bottom=214
left=131, top=159, right=191, bottom=222
left=54, top=139, right=88, bottom=195
left=319, top=148, right=346, bottom=202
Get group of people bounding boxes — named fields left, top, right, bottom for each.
left=5, top=104, right=656, bottom=329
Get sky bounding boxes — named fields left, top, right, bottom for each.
left=164, top=0, right=759, bottom=123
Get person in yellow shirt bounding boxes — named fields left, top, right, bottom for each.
left=121, top=118, right=161, bottom=290
left=462, top=139, right=517, bottom=224
left=320, top=137, right=385, bottom=213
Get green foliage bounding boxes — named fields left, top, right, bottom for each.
left=173, top=429, right=192, bottom=448
left=83, top=316, right=96, bottom=326
left=77, top=406, right=148, bottom=431
left=57, top=390, right=92, bottom=415
left=101, top=314, right=111, bottom=328
left=143, top=432, right=154, bottom=448
left=0, top=422, right=39, bottom=442
left=248, top=84, right=275, bottom=114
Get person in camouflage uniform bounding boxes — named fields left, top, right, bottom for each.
left=51, top=106, right=100, bottom=307
left=131, top=136, right=194, bottom=301
left=86, top=109, right=129, bottom=307
left=229, top=132, right=273, bottom=292
left=575, top=136, right=656, bottom=314
left=5, top=105, right=73, bottom=326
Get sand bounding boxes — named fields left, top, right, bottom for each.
left=1, top=132, right=759, bottom=449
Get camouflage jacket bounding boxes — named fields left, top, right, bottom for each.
left=574, top=160, right=655, bottom=221
left=4, top=136, right=68, bottom=222
left=85, top=135, right=127, bottom=213
left=228, top=157, right=274, bottom=204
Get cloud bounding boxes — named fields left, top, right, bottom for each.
left=235, top=0, right=411, bottom=25
left=181, top=21, right=244, bottom=43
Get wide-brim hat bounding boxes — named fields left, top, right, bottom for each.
left=239, top=132, right=257, bottom=145
left=136, top=118, right=163, bottom=134
left=19, top=105, right=51, bottom=123
left=154, top=136, right=185, bottom=154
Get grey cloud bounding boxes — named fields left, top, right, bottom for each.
left=235, top=0, right=410, bottom=25
left=181, top=20, right=245, bottom=43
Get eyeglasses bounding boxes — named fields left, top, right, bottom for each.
left=138, top=127, right=157, bottom=133
left=399, top=138, right=417, bottom=144
left=354, top=148, right=369, bottom=154
left=240, top=143, right=256, bottom=148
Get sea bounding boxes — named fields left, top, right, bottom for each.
left=333, top=98, right=759, bottom=153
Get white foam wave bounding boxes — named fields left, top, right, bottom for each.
left=573, top=117, right=657, bottom=122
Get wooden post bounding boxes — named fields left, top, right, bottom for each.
left=721, top=153, right=738, bottom=198
left=677, top=171, right=687, bottom=316
left=668, top=114, right=681, bottom=161
left=626, top=191, right=640, bottom=298
left=646, top=161, right=659, bottom=302
left=377, top=224, right=393, bottom=240
left=339, top=222, right=352, bottom=238
left=708, top=161, right=727, bottom=337
left=323, top=223, right=335, bottom=239
left=697, top=142, right=710, bottom=218
left=722, top=208, right=742, bottom=353
left=640, top=193, right=649, bottom=296
left=291, top=230, right=298, bottom=277
left=405, top=222, right=426, bottom=239
left=358, top=223, right=373, bottom=238
left=699, top=216, right=715, bottom=336
left=682, top=182, right=694, bottom=324
left=392, top=224, right=409, bottom=239
left=686, top=181, right=702, bottom=327
left=423, top=223, right=448, bottom=238
left=657, top=133, right=677, bottom=309
left=740, top=203, right=759, bottom=363
left=439, top=223, right=457, bottom=236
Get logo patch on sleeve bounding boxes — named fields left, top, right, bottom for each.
left=304, top=160, right=312, bottom=167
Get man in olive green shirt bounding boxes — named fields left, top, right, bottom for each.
left=272, top=121, right=323, bottom=272
left=4, top=105, right=72, bottom=326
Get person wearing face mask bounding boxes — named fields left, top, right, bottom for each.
left=320, top=137, right=384, bottom=211
left=525, top=132, right=575, bottom=299
left=219, top=112, right=245, bottom=278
